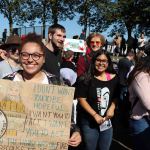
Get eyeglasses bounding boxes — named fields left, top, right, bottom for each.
left=96, top=58, right=108, bottom=64
left=20, top=52, right=44, bottom=61
left=90, top=41, right=101, bottom=46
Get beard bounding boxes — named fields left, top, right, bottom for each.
left=51, top=40, right=64, bottom=54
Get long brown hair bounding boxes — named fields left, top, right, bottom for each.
left=128, top=56, right=150, bottom=85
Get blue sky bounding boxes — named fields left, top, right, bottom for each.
left=0, top=14, right=82, bottom=38
left=0, top=13, right=113, bottom=41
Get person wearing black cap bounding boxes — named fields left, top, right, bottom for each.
left=0, top=35, right=22, bottom=78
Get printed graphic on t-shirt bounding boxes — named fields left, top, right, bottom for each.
left=96, top=87, right=112, bottom=131
left=96, top=87, right=110, bottom=116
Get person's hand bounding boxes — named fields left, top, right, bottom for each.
left=94, top=113, right=105, bottom=124
left=105, top=107, right=115, bottom=120
left=0, top=49, right=7, bottom=60
left=68, top=131, right=81, bottom=147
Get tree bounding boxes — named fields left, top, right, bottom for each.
left=50, top=0, right=81, bottom=24
left=136, top=0, right=150, bottom=35
left=22, top=0, right=80, bottom=38
left=76, top=0, right=112, bottom=37
left=77, top=0, right=150, bottom=39
left=76, top=0, right=93, bottom=37
left=0, top=0, right=25, bottom=34
left=22, top=0, right=52, bottom=38
left=85, top=0, right=139, bottom=38
left=111, top=0, right=150, bottom=37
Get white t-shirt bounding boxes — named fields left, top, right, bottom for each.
left=13, top=73, right=49, bottom=84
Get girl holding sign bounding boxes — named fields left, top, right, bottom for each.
left=3, top=33, right=81, bottom=149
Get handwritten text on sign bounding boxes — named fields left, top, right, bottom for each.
left=0, top=79, right=74, bottom=150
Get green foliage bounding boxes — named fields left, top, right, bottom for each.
left=20, top=0, right=81, bottom=25
left=0, top=0, right=26, bottom=33
left=0, top=0, right=80, bottom=34
left=76, top=0, right=150, bottom=38
left=0, top=0, right=149, bottom=37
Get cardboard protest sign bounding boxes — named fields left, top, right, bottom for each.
left=0, top=79, right=74, bottom=150
left=64, top=38, right=86, bottom=53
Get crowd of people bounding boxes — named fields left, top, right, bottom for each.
left=0, top=24, right=150, bottom=150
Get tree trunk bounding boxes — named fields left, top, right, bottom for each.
left=9, top=16, right=13, bottom=35
left=53, top=17, right=58, bottom=25
left=42, top=21, right=46, bottom=39
left=42, top=3, right=46, bottom=39
left=52, top=0, right=58, bottom=25
left=84, top=20, right=88, bottom=37
left=126, top=25, right=134, bottom=52
left=127, top=27, right=132, bottom=40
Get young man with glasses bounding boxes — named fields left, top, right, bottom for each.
left=0, top=35, right=22, bottom=78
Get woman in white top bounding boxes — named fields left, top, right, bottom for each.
left=3, top=33, right=81, bottom=149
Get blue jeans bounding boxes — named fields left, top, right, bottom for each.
left=129, top=117, right=150, bottom=150
left=80, top=118, right=113, bottom=150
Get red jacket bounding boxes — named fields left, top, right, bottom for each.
left=76, top=54, right=91, bottom=77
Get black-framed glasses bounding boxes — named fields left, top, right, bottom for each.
left=96, top=58, right=108, bottom=64
left=20, top=52, right=44, bottom=61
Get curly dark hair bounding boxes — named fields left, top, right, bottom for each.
left=20, top=33, right=45, bottom=55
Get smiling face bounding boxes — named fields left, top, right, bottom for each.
left=20, top=42, right=45, bottom=76
left=90, top=36, right=102, bottom=52
left=49, top=29, right=66, bottom=50
left=95, top=54, right=109, bottom=73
